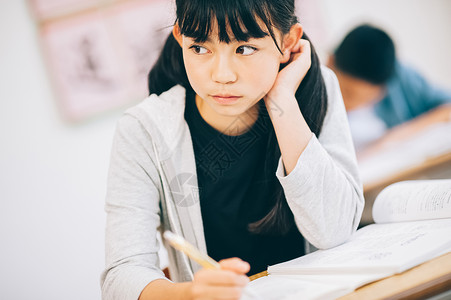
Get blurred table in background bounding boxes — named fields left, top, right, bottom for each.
left=359, top=123, right=451, bottom=225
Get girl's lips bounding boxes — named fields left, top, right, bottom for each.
left=211, top=94, right=242, bottom=104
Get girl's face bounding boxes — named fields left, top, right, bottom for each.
left=174, top=24, right=286, bottom=119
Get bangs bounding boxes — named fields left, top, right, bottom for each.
left=176, top=0, right=276, bottom=44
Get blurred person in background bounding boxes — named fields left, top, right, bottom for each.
left=327, top=24, right=451, bottom=157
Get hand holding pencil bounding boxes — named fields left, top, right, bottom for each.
left=164, top=231, right=259, bottom=300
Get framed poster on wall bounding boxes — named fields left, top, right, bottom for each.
left=30, top=0, right=173, bottom=122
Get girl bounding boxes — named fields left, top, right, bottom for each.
left=101, top=0, right=364, bottom=299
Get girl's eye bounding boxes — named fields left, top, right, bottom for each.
left=236, top=46, right=257, bottom=55
left=189, top=45, right=209, bottom=55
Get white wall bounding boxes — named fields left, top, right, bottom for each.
left=0, top=1, right=118, bottom=299
left=0, top=1, right=450, bottom=300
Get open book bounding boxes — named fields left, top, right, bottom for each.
left=244, top=179, right=451, bottom=300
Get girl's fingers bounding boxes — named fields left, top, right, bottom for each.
left=191, top=265, right=250, bottom=300
left=299, top=39, right=311, bottom=51
left=290, top=39, right=311, bottom=63
left=194, top=268, right=249, bottom=287
left=290, top=38, right=302, bottom=53
left=219, top=257, right=251, bottom=274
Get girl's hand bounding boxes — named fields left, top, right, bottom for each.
left=265, top=39, right=312, bottom=101
left=189, top=257, right=250, bottom=300
left=262, top=39, right=313, bottom=175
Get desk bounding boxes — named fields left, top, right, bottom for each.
left=338, top=252, right=451, bottom=300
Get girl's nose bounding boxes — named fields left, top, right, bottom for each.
left=211, top=55, right=237, bottom=84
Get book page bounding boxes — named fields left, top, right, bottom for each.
left=242, top=275, right=351, bottom=300
left=268, top=219, right=451, bottom=275
left=281, top=272, right=390, bottom=290
left=373, top=180, right=451, bottom=223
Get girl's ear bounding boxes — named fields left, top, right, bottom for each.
left=172, top=24, right=183, bottom=47
left=280, top=23, right=304, bottom=63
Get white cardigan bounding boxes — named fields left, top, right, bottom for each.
left=101, top=66, right=364, bottom=300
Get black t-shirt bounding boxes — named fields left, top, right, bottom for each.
left=184, top=90, right=305, bottom=275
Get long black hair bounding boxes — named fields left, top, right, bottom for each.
left=148, top=0, right=328, bottom=235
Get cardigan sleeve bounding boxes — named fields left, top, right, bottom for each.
left=100, top=114, right=168, bottom=300
left=275, top=66, right=364, bottom=249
